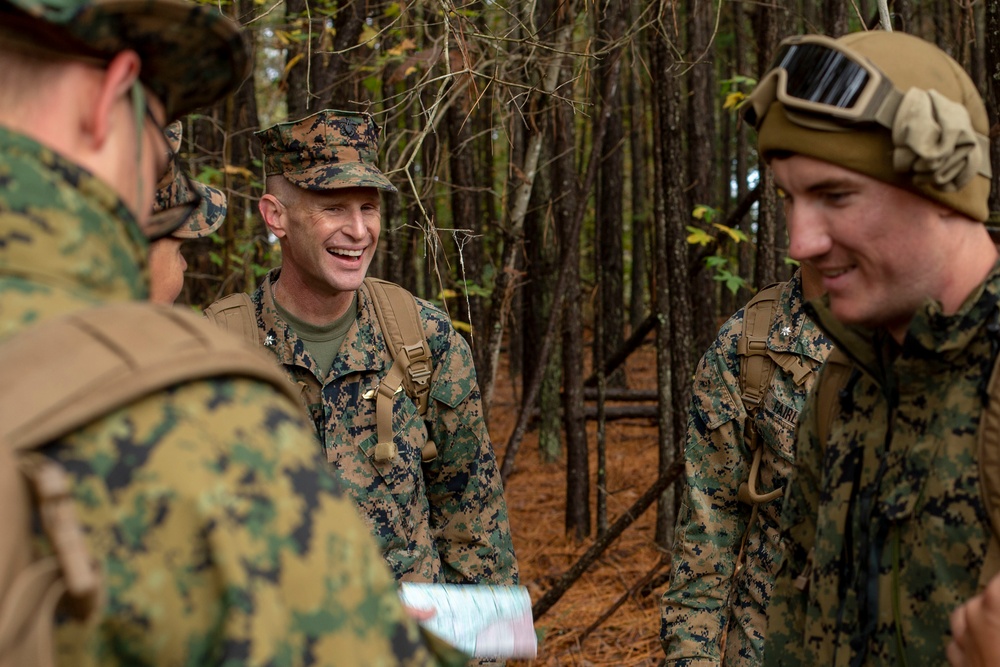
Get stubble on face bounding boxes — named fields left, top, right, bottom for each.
left=774, top=155, right=986, bottom=340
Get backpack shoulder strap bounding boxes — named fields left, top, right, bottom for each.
left=813, top=346, right=852, bottom=453
left=203, top=292, right=260, bottom=347
left=1, top=303, right=297, bottom=449
left=736, top=282, right=785, bottom=507
left=737, top=282, right=784, bottom=413
left=363, top=277, right=436, bottom=463
left=978, top=348, right=1000, bottom=589
left=0, top=303, right=298, bottom=667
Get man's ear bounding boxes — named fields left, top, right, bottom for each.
left=86, top=50, right=141, bottom=149
left=259, top=194, right=288, bottom=238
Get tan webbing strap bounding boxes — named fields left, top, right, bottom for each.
left=364, top=278, right=436, bottom=463
left=978, top=349, right=1000, bottom=589
left=737, top=283, right=784, bottom=506
left=814, top=347, right=852, bottom=459
left=0, top=303, right=300, bottom=667
left=373, top=361, right=406, bottom=463
left=737, top=283, right=784, bottom=414
left=0, top=304, right=298, bottom=450
left=202, top=292, right=260, bottom=347
left=768, top=351, right=815, bottom=386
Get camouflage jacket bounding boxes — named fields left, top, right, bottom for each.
left=249, top=269, right=519, bottom=586
left=661, top=273, right=833, bottom=666
left=763, top=263, right=1000, bottom=666
left=0, top=127, right=466, bottom=666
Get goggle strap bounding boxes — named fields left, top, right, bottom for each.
left=977, top=134, right=993, bottom=179
left=872, top=87, right=902, bottom=130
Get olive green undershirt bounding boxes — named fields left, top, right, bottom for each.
left=273, top=294, right=358, bottom=376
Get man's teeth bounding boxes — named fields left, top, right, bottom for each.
left=329, top=248, right=363, bottom=257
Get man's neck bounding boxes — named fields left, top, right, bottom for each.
left=272, top=272, right=357, bottom=326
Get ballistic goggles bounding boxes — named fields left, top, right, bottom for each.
left=744, top=34, right=903, bottom=130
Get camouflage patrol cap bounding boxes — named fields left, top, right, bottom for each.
left=153, top=122, right=227, bottom=239
left=256, top=109, right=398, bottom=193
left=0, top=0, right=249, bottom=122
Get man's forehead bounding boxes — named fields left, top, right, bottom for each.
left=772, top=154, right=871, bottom=190
left=301, top=185, right=381, bottom=203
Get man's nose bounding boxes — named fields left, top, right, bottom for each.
left=787, top=207, right=832, bottom=262
left=343, top=208, right=367, bottom=237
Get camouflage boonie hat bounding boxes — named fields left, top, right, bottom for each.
left=256, top=109, right=398, bottom=193
left=153, top=122, right=227, bottom=239
left=0, top=0, right=249, bottom=122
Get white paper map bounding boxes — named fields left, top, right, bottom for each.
left=399, top=583, right=538, bottom=659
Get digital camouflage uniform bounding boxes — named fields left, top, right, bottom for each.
left=661, top=272, right=833, bottom=666
left=229, top=110, right=519, bottom=593
left=762, top=266, right=1000, bottom=666
left=249, top=268, right=518, bottom=587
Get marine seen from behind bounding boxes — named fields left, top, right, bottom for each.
left=742, top=30, right=996, bottom=665
left=0, top=0, right=468, bottom=664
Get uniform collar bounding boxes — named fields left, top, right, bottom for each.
left=255, top=270, right=390, bottom=381
left=0, top=126, right=149, bottom=304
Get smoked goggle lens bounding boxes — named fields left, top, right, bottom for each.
left=774, top=41, right=871, bottom=109
left=743, top=36, right=889, bottom=130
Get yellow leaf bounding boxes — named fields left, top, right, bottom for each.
left=692, top=205, right=710, bottom=221
left=723, top=91, right=745, bottom=110
left=686, top=228, right=713, bottom=246
left=713, top=223, right=747, bottom=243
left=387, top=37, right=417, bottom=57
left=223, top=165, right=256, bottom=180
left=359, top=24, right=378, bottom=48
left=283, top=53, right=304, bottom=79
left=452, top=320, right=472, bottom=333
left=437, top=288, right=459, bottom=300
left=404, top=66, right=418, bottom=77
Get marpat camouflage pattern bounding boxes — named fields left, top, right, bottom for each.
left=763, top=264, right=1000, bottom=666
left=153, top=120, right=228, bottom=239
left=249, top=270, right=519, bottom=588
left=256, top=109, right=398, bottom=193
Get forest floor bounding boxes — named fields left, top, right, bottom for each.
left=490, top=338, right=669, bottom=667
